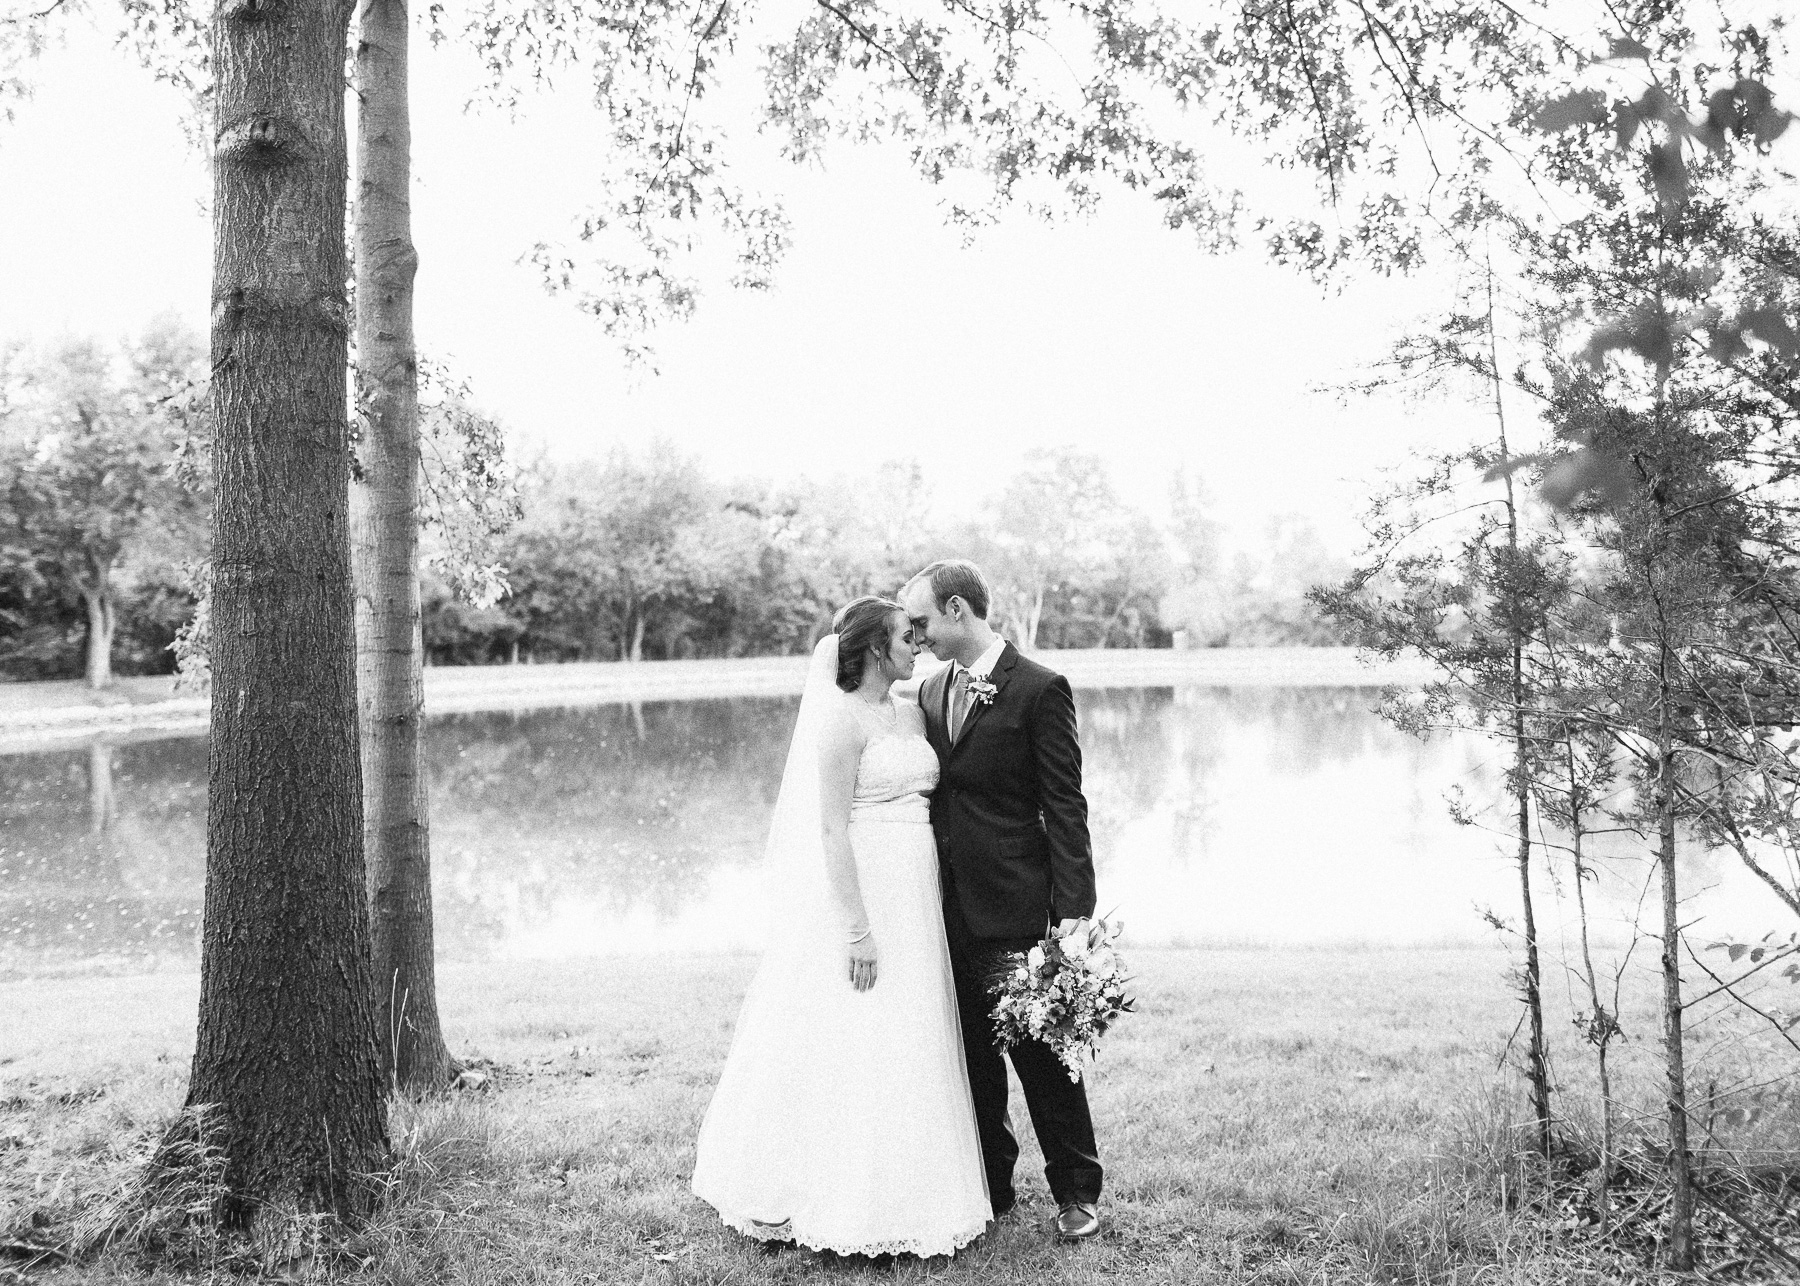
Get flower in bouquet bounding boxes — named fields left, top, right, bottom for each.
left=988, top=915, right=1135, bottom=1082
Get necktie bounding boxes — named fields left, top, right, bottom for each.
left=950, top=667, right=973, bottom=742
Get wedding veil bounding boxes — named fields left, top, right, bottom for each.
left=758, top=633, right=842, bottom=949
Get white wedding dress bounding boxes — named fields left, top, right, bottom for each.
left=691, top=642, right=991, bottom=1257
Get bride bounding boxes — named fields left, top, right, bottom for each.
left=690, top=596, right=992, bottom=1257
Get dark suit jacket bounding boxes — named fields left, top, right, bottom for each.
left=922, top=641, right=1096, bottom=940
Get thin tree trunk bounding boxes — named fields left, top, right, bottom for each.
left=178, top=0, right=388, bottom=1233
left=1486, top=255, right=1552, bottom=1156
left=1658, top=641, right=1695, bottom=1270
left=1100, top=568, right=1134, bottom=647
left=1564, top=739, right=1614, bottom=1229
left=1645, top=242, right=1694, bottom=1270
left=352, top=0, right=455, bottom=1093
left=1512, top=702, right=1551, bottom=1157
left=630, top=613, right=646, bottom=663
left=81, top=581, right=115, bottom=690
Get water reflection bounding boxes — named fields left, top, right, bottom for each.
left=0, top=735, right=207, bottom=973
left=0, top=687, right=1787, bottom=976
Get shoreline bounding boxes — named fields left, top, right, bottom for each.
left=0, top=646, right=1438, bottom=750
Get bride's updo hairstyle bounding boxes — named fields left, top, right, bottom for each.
left=832, top=595, right=904, bottom=692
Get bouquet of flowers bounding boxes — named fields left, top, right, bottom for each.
left=989, top=916, right=1135, bottom=1082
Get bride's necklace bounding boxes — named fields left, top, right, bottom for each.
left=855, top=691, right=899, bottom=729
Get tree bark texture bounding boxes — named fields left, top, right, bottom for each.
left=184, top=0, right=388, bottom=1228
left=351, top=0, right=455, bottom=1092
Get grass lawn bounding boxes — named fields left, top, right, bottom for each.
left=0, top=945, right=1770, bottom=1284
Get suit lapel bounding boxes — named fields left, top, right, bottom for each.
left=950, top=642, right=1017, bottom=755
left=923, top=666, right=951, bottom=760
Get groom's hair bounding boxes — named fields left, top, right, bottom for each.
left=909, top=559, right=990, bottom=620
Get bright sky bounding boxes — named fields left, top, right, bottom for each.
left=0, top=13, right=1498, bottom=553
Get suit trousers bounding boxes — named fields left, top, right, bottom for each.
left=942, top=892, right=1104, bottom=1212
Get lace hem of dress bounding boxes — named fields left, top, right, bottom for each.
left=719, top=1211, right=990, bottom=1259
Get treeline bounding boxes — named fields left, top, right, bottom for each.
left=424, top=443, right=1345, bottom=665
left=2, top=333, right=1347, bottom=681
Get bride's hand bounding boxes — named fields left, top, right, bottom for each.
left=847, top=931, right=879, bottom=992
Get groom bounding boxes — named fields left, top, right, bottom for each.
left=901, top=559, right=1104, bottom=1241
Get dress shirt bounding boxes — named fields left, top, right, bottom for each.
left=948, top=635, right=1007, bottom=741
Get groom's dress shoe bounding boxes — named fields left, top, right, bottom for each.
left=1054, top=1202, right=1100, bottom=1241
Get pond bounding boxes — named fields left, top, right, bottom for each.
left=0, top=685, right=1784, bottom=978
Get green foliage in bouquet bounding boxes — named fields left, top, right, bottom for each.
left=989, top=916, right=1136, bottom=1083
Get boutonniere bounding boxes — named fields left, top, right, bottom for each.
left=967, top=676, right=998, bottom=705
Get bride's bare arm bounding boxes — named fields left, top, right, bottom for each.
left=818, top=707, right=879, bottom=991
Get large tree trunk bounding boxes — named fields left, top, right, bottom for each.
left=179, top=0, right=388, bottom=1234
left=351, top=0, right=456, bottom=1093
left=81, top=580, right=115, bottom=690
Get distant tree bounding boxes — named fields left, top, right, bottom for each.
left=0, top=321, right=207, bottom=688
left=1168, top=469, right=1224, bottom=584
left=1089, top=513, right=1174, bottom=648
left=1164, top=511, right=1345, bottom=647
left=0, top=555, right=84, bottom=679
left=503, top=446, right=735, bottom=661
left=764, top=461, right=935, bottom=632
left=421, top=571, right=520, bottom=664
left=979, top=448, right=1126, bottom=649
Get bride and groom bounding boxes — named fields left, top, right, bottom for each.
left=690, top=559, right=1104, bottom=1257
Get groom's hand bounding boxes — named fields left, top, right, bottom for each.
left=1055, top=918, right=1081, bottom=937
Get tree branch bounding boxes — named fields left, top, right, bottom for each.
left=1681, top=937, right=1800, bottom=1057
left=813, top=0, right=923, bottom=86
left=0, top=0, right=67, bottom=24
left=1279, top=0, right=1339, bottom=205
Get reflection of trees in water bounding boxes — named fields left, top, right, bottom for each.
left=1216, top=686, right=1410, bottom=775
left=1077, top=686, right=1445, bottom=871
left=0, top=735, right=207, bottom=968
left=1077, top=690, right=1178, bottom=868
left=423, top=698, right=798, bottom=953
left=2, top=685, right=1529, bottom=970
left=88, top=741, right=116, bottom=834
left=426, top=689, right=1423, bottom=951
